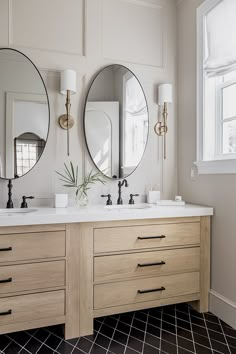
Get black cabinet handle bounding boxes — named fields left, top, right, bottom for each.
left=0, top=309, right=12, bottom=316
left=0, top=278, right=12, bottom=284
left=138, top=287, right=165, bottom=294
left=138, top=235, right=166, bottom=240
left=138, top=261, right=166, bottom=267
left=0, top=247, right=12, bottom=252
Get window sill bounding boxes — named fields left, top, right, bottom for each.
left=194, top=159, right=236, bottom=174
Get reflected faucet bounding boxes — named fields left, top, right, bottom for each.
left=117, top=179, right=128, bottom=205
left=6, top=179, right=14, bottom=209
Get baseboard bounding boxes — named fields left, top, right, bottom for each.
left=209, top=290, right=236, bottom=329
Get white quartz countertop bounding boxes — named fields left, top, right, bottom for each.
left=0, top=204, right=214, bottom=227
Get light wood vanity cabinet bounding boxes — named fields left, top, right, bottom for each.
left=0, top=216, right=210, bottom=339
left=79, top=216, right=210, bottom=336
left=0, top=224, right=70, bottom=336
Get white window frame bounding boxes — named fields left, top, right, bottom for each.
left=216, top=80, right=236, bottom=159
left=195, top=0, right=236, bottom=174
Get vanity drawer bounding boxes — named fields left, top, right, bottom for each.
left=94, top=247, right=200, bottom=282
left=0, top=231, right=66, bottom=262
left=94, top=272, right=199, bottom=309
left=94, top=223, right=200, bottom=254
left=0, top=261, right=65, bottom=294
left=0, top=290, right=65, bottom=326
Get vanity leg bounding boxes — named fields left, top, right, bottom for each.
left=78, top=223, right=94, bottom=336
left=189, top=216, right=211, bottom=313
left=65, top=224, right=80, bottom=339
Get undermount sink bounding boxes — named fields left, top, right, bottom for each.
left=0, top=208, right=37, bottom=216
left=105, top=204, right=152, bottom=211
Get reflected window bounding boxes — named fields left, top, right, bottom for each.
left=14, top=133, right=45, bottom=177
left=123, top=73, right=148, bottom=172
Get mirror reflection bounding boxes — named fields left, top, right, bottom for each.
left=84, top=64, right=149, bottom=179
left=0, top=48, right=49, bottom=180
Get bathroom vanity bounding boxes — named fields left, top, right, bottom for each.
left=0, top=205, right=213, bottom=339
left=0, top=48, right=213, bottom=340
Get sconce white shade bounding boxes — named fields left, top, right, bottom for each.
left=60, top=69, right=77, bottom=95
left=158, top=84, right=173, bottom=104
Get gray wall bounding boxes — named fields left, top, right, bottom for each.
left=177, top=0, right=236, bottom=327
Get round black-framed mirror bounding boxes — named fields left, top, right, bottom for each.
left=0, top=48, right=50, bottom=180
left=83, top=64, right=149, bottom=180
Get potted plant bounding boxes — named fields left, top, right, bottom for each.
left=56, top=162, right=106, bottom=207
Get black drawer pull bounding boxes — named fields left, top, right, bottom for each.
left=0, top=278, right=12, bottom=284
left=138, top=287, right=165, bottom=294
left=0, top=247, right=12, bottom=252
left=138, top=261, right=166, bottom=267
left=0, top=309, right=12, bottom=316
left=138, top=235, right=166, bottom=240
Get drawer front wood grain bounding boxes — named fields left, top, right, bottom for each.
left=94, top=223, right=200, bottom=253
left=0, top=261, right=65, bottom=294
left=0, top=231, right=65, bottom=262
left=94, top=247, right=200, bottom=282
left=0, top=290, right=65, bottom=326
left=94, top=272, right=200, bottom=309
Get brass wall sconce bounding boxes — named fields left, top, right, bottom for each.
left=58, top=69, right=77, bottom=156
left=154, top=83, right=173, bottom=159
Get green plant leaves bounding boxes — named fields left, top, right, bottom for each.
left=55, top=162, right=106, bottom=198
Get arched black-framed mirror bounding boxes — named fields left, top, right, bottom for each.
left=83, top=64, right=149, bottom=180
left=0, top=48, right=50, bottom=180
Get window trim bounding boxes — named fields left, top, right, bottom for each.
left=216, top=80, right=236, bottom=157
left=195, top=0, right=236, bottom=174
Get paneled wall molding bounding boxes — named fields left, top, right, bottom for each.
left=8, top=0, right=86, bottom=57
left=101, top=0, right=164, bottom=68
left=0, top=0, right=177, bottom=205
left=2, top=45, right=87, bottom=72
left=118, top=0, right=163, bottom=9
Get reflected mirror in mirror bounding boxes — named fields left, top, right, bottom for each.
left=84, top=64, right=149, bottom=179
left=0, top=48, right=50, bottom=180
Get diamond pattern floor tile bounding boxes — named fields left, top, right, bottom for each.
left=0, top=303, right=235, bottom=353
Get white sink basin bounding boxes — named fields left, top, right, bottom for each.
left=105, top=204, right=152, bottom=211
left=0, top=208, right=37, bottom=216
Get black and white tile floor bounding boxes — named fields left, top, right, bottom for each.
left=0, top=303, right=235, bottom=354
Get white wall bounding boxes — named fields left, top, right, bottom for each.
left=0, top=0, right=177, bottom=207
left=177, top=0, right=236, bottom=327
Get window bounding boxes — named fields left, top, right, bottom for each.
left=122, top=72, right=148, bottom=177
left=14, top=133, right=45, bottom=178
left=196, top=0, right=236, bottom=174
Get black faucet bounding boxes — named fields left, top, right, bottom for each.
left=21, top=196, right=35, bottom=208
left=117, top=179, right=128, bottom=205
left=101, top=194, right=112, bottom=205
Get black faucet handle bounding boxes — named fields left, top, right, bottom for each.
left=21, top=196, right=35, bottom=209
left=101, top=194, right=112, bottom=205
left=129, top=194, right=139, bottom=205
